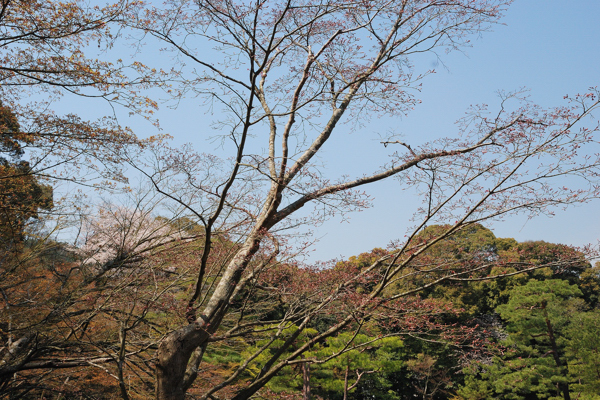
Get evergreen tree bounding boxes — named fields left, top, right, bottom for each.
left=0, top=103, right=52, bottom=261
left=456, top=279, right=600, bottom=400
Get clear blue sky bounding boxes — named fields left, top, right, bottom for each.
left=62, top=0, right=600, bottom=262
left=289, top=0, right=600, bottom=261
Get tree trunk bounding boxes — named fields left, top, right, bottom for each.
left=155, top=322, right=211, bottom=400
left=155, top=233, right=264, bottom=399
left=302, top=362, right=311, bottom=400
left=343, top=364, right=349, bottom=400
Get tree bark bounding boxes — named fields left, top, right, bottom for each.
left=155, top=232, right=264, bottom=399
left=302, top=362, right=311, bottom=400
left=343, top=364, right=349, bottom=400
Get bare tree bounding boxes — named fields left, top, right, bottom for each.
left=113, top=1, right=600, bottom=399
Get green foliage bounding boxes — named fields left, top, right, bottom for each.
left=565, top=311, right=600, bottom=398
left=496, top=279, right=582, bottom=337
left=400, top=224, right=515, bottom=315
left=457, top=279, right=600, bottom=400
left=203, top=340, right=248, bottom=377
left=578, top=262, right=600, bottom=307
left=240, top=324, right=319, bottom=384
left=308, top=333, right=405, bottom=400
left=335, top=226, right=599, bottom=400
left=242, top=326, right=404, bottom=400
left=493, top=280, right=579, bottom=399
left=419, top=229, right=589, bottom=317
left=0, top=103, right=52, bottom=262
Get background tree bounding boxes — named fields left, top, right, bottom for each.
left=496, top=280, right=579, bottom=400
left=244, top=327, right=404, bottom=400
left=0, top=0, right=163, bottom=198
left=0, top=2, right=170, bottom=393
left=0, top=103, right=52, bottom=261
left=456, top=278, right=600, bottom=400
left=565, top=310, right=600, bottom=399
left=0, top=1, right=166, bottom=392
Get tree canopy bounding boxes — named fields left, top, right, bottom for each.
left=0, top=1, right=599, bottom=399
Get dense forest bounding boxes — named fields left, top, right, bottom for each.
left=1, top=0, right=600, bottom=399
left=2, top=124, right=600, bottom=398
left=2, top=182, right=600, bottom=399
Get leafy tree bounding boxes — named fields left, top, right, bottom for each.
left=310, top=333, right=404, bottom=400
left=496, top=280, right=579, bottom=400
left=457, top=279, right=599, bottom=400
left=414, top=227, right=591, bottom=319
left=0, top=101, right=25, bottom=159
left=0, top=2, right=166, bottom=394
left=403, top=232, right=598, bottom=400
left=578, top=262, right=600, bottom=308
left=245, top=327, right=404, bottom=400
left=0, top=102, right=52, bottom=268
left=565, top=311, right=600, bottom=399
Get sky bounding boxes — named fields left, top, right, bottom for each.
left=254, top=0, right=600, bottom=262
left=58, top=0, right=600, bottom=263
left=296, top=0, right=600, bottom=262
